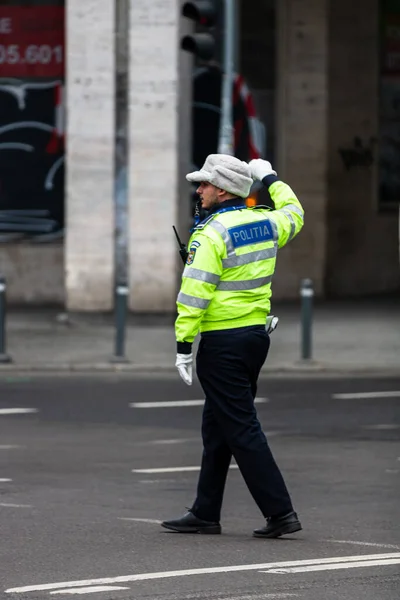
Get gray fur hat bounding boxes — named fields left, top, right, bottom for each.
left=186, top=154, right=253, bottom=198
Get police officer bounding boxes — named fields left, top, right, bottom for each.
left=161, top=155, right=304, bottom=538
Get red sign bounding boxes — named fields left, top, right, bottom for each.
left=0, top=6, right=64, bottom=78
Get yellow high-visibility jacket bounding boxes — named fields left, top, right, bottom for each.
left=175, top=178, right=304, bottom=348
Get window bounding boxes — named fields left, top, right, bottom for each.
left=379, top=0, right=400, bottom=208
left=0, top=0, right=65, bottom=241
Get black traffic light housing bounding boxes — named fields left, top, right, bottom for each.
left=182, top=0, right=216, bottom=23
left=181, top=1, right=218, bottom=62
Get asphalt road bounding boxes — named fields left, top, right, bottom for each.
left=0, top=374, right=399, bottom=600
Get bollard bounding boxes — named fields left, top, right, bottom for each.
left=112, top=283, right=129, bottom=363
left=300, top=278, right=314, bottom=361
left=0, top=275, right=12, bottom=363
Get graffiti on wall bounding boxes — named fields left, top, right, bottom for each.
left=338, top=137, right=376, bottom=170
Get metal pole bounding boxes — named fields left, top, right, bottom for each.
left=112, top=0, right=129, bottom=363
left=300, top=278, right=314, bottom=361
left=233, top=0, right=240, bottom=72
left=0, top=275, right=12, bottom=363
left=218, top=0, right=236, bottom=155
left=114, top=283, right=129, bottom=360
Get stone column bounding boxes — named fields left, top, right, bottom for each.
left=128, top=0, right=180, bottom=312
left=65, top=0, right=115, bottom=310
left=275, top=0, right=329, bottom=298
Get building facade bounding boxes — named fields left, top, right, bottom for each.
left=0, top=0, right=399, bottom=310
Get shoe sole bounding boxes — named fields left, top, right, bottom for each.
left=253, top=522, right=302, bottom=538
left=161, top=523, right=221, bottom=534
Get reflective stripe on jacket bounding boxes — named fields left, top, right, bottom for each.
left=175, top=180, right=304, bottom=344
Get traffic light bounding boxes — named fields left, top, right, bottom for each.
left=181, top=1, right=218, bottom=62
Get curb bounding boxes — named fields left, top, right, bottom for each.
left=0, top=361, right=399, bottom=378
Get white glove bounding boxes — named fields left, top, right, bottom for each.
left=249, top=159, right=277, bottom=181
left=175, top=353, right=193, bottom=386
left=266, top=315, right=279, bottom=334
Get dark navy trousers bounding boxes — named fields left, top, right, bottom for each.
left=191, top=325, right=294, bottom=522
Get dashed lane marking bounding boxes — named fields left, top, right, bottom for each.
left=363, top=424, right=400, bottom=430
left=130, top=398, right=268, bottom=408
left=332, top=391, right=400, bottom=400
left=135, top=431, right=281, bottom=446
left=118, top=518, right=161, bottom=524
left=137, top=438, right=199, bottom=445
left=228, top=592, right=298, bottom=600
left=50, top=592, right=295, bottom=599
left=131, top=400, right=204, bottom=408
left=0, top=504, right=32, bottom=508
left=132, top=465, right=240, bottom=474
left=5, top=552, right=400, bottom=594
left=49, top=586, right=130, bottom=595
left=0, top=479, right=12, bottom=483
left=262, top=557, right=400, bottom=574
left=324, top=539, right=400, bottom=550
left=138, top=479, right=184, bottom=484
left=0, top=408, right=38, bottom=415
left=221, top=592, right=298, bottom=600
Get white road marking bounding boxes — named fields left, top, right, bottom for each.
left=130, top=398, right=268, bottom=409
left=131, top=400, right=204, bottom=408
left=0, top=479, right=12, bottom=483
left=332, top=391, right=400, bottom=400
left=50, top=586, right=129, bottom=595
left=325, top=539, right=400, bottom=550
left=0, top=445, right=24, bottom=450
left=0, top=408, right=38, bottom=415
left=5, top=553, right=400, bottom=593
left=137, top=431, right=280, bottom=446
left=141, top=438, right=199, bottom=445
left=52, top=592, right=293, bottom=600
left=263, top=557, right=400, bottom=574
left=0, top=503, right=31, bottom=508
left=118, top=517, right=161, bottom=524
left=227, top=592, right=298, bottom=600
left=138, top=479, right=182, bottom=484
left=132, top=465, right=240, bottom=474
left=363, top=424, right=400, bottom=430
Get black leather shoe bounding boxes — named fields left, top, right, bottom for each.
left=161, top=510, right=221, bottom=534
left=253, top=511, right=302, bottom=538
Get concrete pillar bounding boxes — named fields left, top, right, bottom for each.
left=65, top=0, right=115, bottom=311
left=275, top=0, right=329, bottom=298
left=128, top=0, right=180, bottom=312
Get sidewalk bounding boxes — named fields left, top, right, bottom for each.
left=1, top=296, right=400, bottom=376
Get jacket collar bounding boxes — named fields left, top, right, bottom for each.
left=207, top=197, right=246, bottom=216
